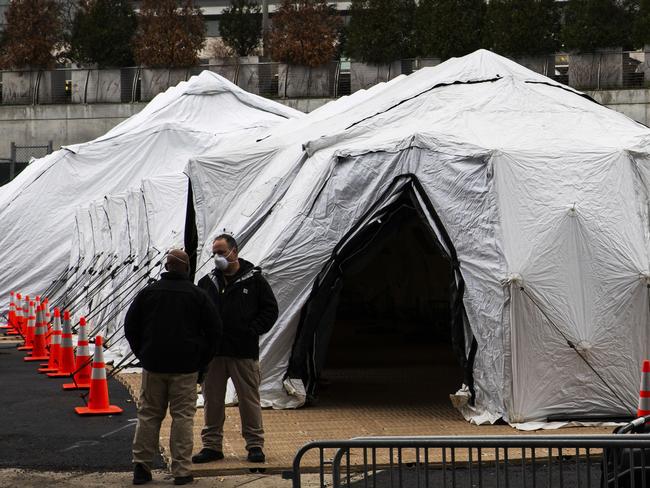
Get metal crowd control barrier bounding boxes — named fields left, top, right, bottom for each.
left=286, top=434, right=650, bottom=488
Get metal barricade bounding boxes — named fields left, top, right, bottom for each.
left=286, top=433, right=650, bottom=488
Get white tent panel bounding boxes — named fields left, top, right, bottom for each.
left=141, top=173, right=189, bottom=253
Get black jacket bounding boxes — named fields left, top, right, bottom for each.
left=124, top=271, right=222, bottom=374
left=197, top=258, right=278, bottom=359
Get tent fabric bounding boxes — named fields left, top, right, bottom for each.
left=187, top=50, right=650, bottom=424
left=100, top=173, right=189, bottom=356
left=187, top=75, right=408, bottom=264
left=0, top=70, right=302, bottom=309
left=140, top=173, right=189, bottom=253
left=51, top=74, right=300, bottom=358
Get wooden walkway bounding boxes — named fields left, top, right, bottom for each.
left=117, top=367, right=613, bottom=476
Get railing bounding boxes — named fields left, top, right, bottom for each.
left=0, top=50, right=648, bottom=106
left=286, top=432, right=650, bottom=488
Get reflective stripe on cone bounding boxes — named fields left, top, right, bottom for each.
left=39, top=308, right=62, bottom=373
left=638, top=360, right=650, bottom=416
left=9, top=293, right=24, bottom=336
left=7, top=293, right=23, bottom=336
left=75, top=335, right=122, bottom=415
left=17, top=302, right=35, bottom=351
left=47, top=310, right=75, bottom=378
left=63, top=316, right=91, bottom=390
left=1, top=292, right=15, bottom=330
left=24, top=305, right=49, bottom=361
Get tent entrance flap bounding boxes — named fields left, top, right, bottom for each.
left=287, top=176, right=476, bottom=404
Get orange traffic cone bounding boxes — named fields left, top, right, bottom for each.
left=43, top=299, right=52, bottom=344
left=40, top=302, right=52, bottom=367
left=63, top=317, right=91, bottom=390
left=1, top=291, right=15, bottom=331
left=638, top=360, right=650, bottom=417
left=22, top=295, right=30, bottom=331
left=17, top=301, right=35, bottom=351
left=75, top=336, right=122, bottom=415
left=13, top=293, right=24, bottom=335
left=47, top=310, right=75, bottom=378
left=25, top=305, right=48, bottom=362
left=38, top=308, right=62, bottom=373
left=25, top=302, right=36, bottom=346
left=14, top=293, right=23, bottom=330
left=8, top=292, right=17, bottom=331
left=7, top=292, right=21, bottom=336
left=5, top=292, right=18, bottom=334
left=22, top=295, right=30, bottom=332
left=14, top=292, right=21, bottom=321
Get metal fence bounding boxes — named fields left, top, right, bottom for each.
left=0, top=63, right=350, bottom=104
left=0, top=50, right=648, bottom=106
left=286, top=433, right=650, bottom=488
left=0, top=141, right=53, bottom=184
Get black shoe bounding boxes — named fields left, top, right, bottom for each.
left=247, top=446, right=265, bottom=463
left=132, top=463, right=152, bottom=485
left=174, top=475, right=194, bottom=485
left=191, top=448, right=224, bottom=463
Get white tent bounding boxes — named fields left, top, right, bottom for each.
left=187, top=50, right=650, bottom=425
left=0, top=71, right=301, bottom=308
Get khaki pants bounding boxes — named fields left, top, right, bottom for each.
left=132, top=370, right=198, bottom=478
left=201, top=357, right=264, bottom=451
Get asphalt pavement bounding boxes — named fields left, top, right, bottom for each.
left=0, top=339, right=163, bottom=472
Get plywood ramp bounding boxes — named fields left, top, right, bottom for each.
left=117, top=371, right=613, bottom=476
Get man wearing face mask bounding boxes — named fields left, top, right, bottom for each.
left=125, top=249, right=222, bottom=486
left=192, top=234, right=278, bottom=464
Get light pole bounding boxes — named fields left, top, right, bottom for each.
left=262, top=0, right=269, bottom=58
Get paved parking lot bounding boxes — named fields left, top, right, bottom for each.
left=0, top=339, right=162, bottom=472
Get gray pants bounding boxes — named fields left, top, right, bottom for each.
left=201, top=357, right=264, bottom=451
left=132, top=370, right=198, bottom=478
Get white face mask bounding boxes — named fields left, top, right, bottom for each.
left=214, top=255, right=229, bottom=271
left=213, top=248, right=235, bottom=271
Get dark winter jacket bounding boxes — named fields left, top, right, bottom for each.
left=124, top=271, right=222, bottom=374
left=197, top=258, right=278, bottom=359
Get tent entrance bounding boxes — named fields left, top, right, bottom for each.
left=287, top=176, right=476, bottom=406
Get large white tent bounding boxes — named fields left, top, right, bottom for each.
left=186, top=50, right=650, bottom=424
left=0, top=71, right=301, bottom=309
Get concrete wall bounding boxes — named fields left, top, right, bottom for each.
left=0, top=88, right=648, bottom=158
left=0, top=103, right=145, bottom=157
left=586, top=89, right=650, bottom=127
left=278, top=98, right=332, bottom=113
left=0, top=100, right=333, bottom=158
